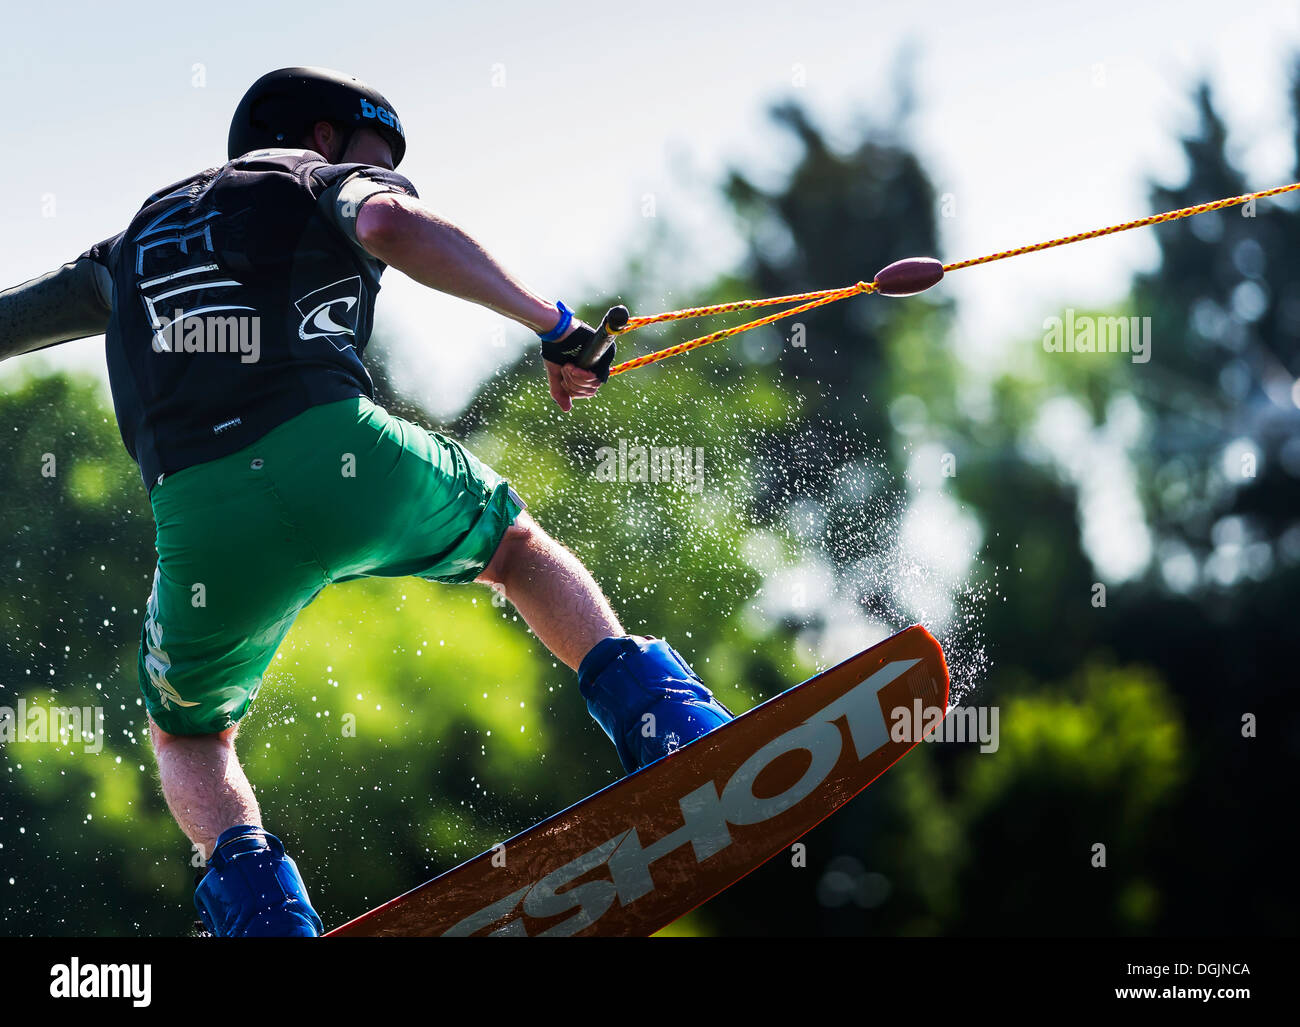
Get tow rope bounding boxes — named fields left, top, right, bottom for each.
left=585, top=180, right=1300, bottom=376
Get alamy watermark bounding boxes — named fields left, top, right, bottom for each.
left=595, top=440, right=705, bottom=493
left=152, top=309, right=261, bottom=363
left=1043, top=309, right=1151, bottom=364
left=889, top=700, right=1000, bottom=753
left=0, top=699, right=105, bottom=754
left=50, top=959, right=151, bottom=1007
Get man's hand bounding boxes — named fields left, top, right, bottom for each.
left=545, top=358, right=603, bottom=412
left=541, top=317, right=615, bottom=412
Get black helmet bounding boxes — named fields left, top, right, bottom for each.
left=228, top=66, right=407, bottom=166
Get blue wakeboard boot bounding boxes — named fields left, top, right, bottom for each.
left=194, top=825, right=324, bottom=937
left=578, top=635, right=735, bottom=774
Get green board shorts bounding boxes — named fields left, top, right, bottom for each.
left=138, top=396, right=524, bottom=736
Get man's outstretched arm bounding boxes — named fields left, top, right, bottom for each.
left=354, top=193, right=560, bottom=331
left=352, top=193, right=604, bottom=410
left=0, top=255, right=113, bottom=363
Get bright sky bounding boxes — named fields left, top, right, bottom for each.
left=4, top=0, right=1298, bottom=417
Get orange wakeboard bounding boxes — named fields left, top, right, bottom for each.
left=328, top=624, right=949, bottom=937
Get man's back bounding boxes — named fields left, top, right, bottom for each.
left=92, top=149, right=415, bottom=489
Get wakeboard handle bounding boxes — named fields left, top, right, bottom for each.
left=577, top=305, right=630, bottom=369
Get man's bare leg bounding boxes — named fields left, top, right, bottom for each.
left=478, top=511, right=733, bottom=772
left=149, top=720, right=260, bottom=861
left=476, top=511, right=622, bottom=668
left=149, top=718, right=321, bottom=935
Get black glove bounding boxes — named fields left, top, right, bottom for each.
left=541, top=322, right=617, bottom=383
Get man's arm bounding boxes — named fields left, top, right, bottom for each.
left=353, top=192, right=561, bottom=332
left=352, top=192, right=605, bottom=410
left=0, top=255, right=113, bottom=363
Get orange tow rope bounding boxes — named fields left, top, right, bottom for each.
left=606, top=180, right=1300, bottom=376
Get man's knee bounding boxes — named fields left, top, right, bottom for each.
left=149, top=715, right=237, bottom=753
left=477, top=511, right=546, bottom=588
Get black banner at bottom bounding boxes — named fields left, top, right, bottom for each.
left=0, top=936, right=1286, bottom=1015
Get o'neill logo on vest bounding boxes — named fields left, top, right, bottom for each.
left=295, top=277, right=361, bottom=350
left=329, top=626, right=949, bottom=938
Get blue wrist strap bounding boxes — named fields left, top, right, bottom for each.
left=538, top=301, right=574, bottom=342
